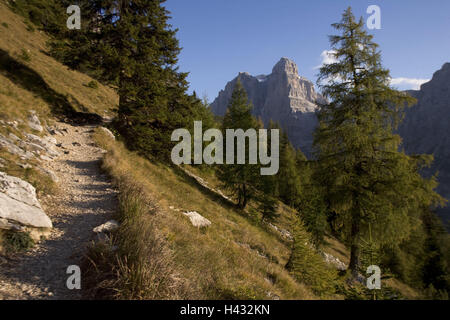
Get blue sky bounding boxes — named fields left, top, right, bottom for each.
left=165, top=0, right=450, bottom=100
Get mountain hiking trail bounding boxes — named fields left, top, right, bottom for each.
left=0, top=122, right=117, bottom=299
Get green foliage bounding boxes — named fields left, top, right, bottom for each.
left=421, top=211, right=450, bottom=294
left=424, top=284, right=449, bottom=300
left=9, top=0, right=65, bottom=34
left=257, top=175, right=279, bottom=222
left=277, top=132, right=301, bottom=206
left=295, top=152, right=328, bottom=247
left=314, top=7, right=445, bottom=275
left=380, top=210, right=450, bottom=297
left=217, top=80, right=261, bottom=209
left=286, top=218, right=338, bottom=296
left=1, top=22, right=8, bottom=28
left=47, top=0, right=214, bottom=160
left=4, top=230, right=34, bottom=253
left=337, top=281, right=402, bottom=300
left=85, top=80, right=98, bottom=89
left=19, top=48, right=31, bottom=62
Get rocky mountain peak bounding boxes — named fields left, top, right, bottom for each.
left=421, top=62, right=450, bottom=90
left=210, top=58, right=324, bottom=154
left=272, top=57, right=299, bottom=75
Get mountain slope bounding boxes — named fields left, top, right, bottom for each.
left=0, top=2, right=422, bottom=300
left=0, top=3, right=319, bottom=299
left=0, top=1, right=118, bottom=122
left=399, top=63, right=450, bottom=225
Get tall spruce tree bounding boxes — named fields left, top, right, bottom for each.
left=50, top=0, right=211, bottom=158
left=218, top=80, right=260, bottom=209
left=314, top=7, right=444, bottom=276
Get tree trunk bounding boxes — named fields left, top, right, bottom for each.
left=348, top=214, right=361, bottom=277
left=241, top=183, right=248, bottom=209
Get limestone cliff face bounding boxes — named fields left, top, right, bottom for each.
left=210, top=58, right=324, bottom=154
left=399, top=63, right=450, bottom=224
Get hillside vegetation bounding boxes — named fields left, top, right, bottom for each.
left=1, top=1, right=445, bottom=300
left=87, top=129, right=324, bottom=299
left=0, top=1, right=117, bottom=121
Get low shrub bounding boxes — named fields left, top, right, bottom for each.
left=3, top=230, right=34, bottom=253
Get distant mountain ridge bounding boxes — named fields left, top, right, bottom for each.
left=211, top=59, right=450, bottom=226
left=210, top=57, right=324, bottom=154
left=399, top=63, right=450, bottom=225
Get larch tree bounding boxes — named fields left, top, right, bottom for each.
left=218, top=80, right=261, bottom=209
left=314, top=7, right=444, bottom=277
left=50, top=0, right=212, bottom=159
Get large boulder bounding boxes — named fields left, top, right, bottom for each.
left=0, top=172, right=52, bottom=230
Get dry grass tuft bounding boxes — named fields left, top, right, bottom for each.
left=83, top=173, right=189, bottom=300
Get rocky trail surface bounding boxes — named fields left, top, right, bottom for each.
left=0, top=122, right=117, bottom=299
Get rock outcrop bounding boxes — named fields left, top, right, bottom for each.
left=399, top=62, right=450, bottom=224
left=0, top=124, right=60, bottom=163
left=183, top=211, right=211, bottom=228
left=0, top=172, right=52, bottom=233
left=321, top=252, right=347, bottom=271
left=210, top=57, right=325, bottom=154
left=0, top=134, right=34, bottom=160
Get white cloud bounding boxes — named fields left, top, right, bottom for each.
left=389, top=77, right=430, bottom=90
left=315, top=50, right=430, bottom=91
left=314, top=50, right=337, bottom=70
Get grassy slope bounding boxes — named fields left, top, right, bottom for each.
left=0, top=0, right=118, bottom=193
left=0, top=0, right=118, bottom=122
left=94, top=129, right=316, bottom=299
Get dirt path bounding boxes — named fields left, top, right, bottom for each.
left=0, top=122, right=117, bottom=299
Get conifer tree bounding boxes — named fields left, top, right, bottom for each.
left=277, top=132, right=301, bottom=207
left=258, top=174, right=278, bottom=222
left=314, top=7, right=444, bottom=276
left=218, top=80, right=260, bottom=209
left=286, top=217, right=337, bottom=296
left=9, top=0, right=66, bottom=34
left=50, top=0, right=212, bottom=158
left=295, top=151, right=328, bottom=247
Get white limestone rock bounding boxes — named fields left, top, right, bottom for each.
left=0, top=134, right=33, bottom=159
left=0, top=172, right=52, bottom=229
left=93, top=220, right=120, bottom=233
left=183, top=211, right=211, bottom=228
left=28, top=112, right=43, bottom=132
